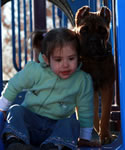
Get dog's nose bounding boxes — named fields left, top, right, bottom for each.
left=87, top=38, right=106, bottom=56
left=88, top=37, right=98, bottom=50
left=89, top=37, right=98, bottom=46
left=89, top=37, right=97, bottom=43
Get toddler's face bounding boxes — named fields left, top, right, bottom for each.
left=49, top=44, right=78, bottom=79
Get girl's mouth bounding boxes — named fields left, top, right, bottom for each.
left=61, top=71, right=70, bottom=75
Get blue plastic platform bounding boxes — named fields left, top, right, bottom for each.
left=79, top=134, right=122, bottom=150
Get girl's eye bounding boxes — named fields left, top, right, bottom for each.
left=55, top=58, right=62, bottom=62
left=80, top=25, right=89, bottom=34
left=69, top=57, right=75, bottom=60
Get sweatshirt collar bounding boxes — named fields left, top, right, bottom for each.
left=39, top=53, right=49, bottom=68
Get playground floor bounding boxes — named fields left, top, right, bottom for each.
left=79, top=129, right=121, bottom=150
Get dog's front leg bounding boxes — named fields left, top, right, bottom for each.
left=100, top=83, right=115, bottom=144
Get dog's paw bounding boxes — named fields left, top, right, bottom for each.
left=101, top=134, right=118, bottom=145
left=78, top=139, right=101, bottom=147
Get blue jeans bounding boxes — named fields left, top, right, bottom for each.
left=2, top=104, right=80, bottom=150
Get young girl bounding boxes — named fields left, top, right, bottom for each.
left=0, top=28, right=100, bottom=150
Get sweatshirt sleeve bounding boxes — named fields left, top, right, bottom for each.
left=80, top=127, right=93, bottom=140
left=1, top=61, right=38, bottom=102
left=76, top=73, right=94, bottom=128
left=0, top=96, right=12, bottom=111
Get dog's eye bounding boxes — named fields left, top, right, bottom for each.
left=98, top=26, right=107, bottom=35
left=80, top=26, right=89, bottom=34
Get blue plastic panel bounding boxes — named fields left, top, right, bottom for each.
left=116, top=0, right=125, bottom=149
left=67, top=0, right=89, bottom=15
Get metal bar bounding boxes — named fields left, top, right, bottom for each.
left=17, top=0, right=22, bottom=69
left=104, top=0, right=108, bottom=6
left=23, top=0, right=27, bottom=64
left=11, top=0, right=20, bottom=71
left=33, top=0, right=46, bottom=30
left=112, top=0, right=120, bottom=107
left=0, top=111, right=4, bottom=149
left=107, top=0, right=112, bottom=10
left=62, top=12, right=67, bottom=28
left=100, top=0, right=104, bottom=6
left=33, top=0, right=46, bottom=61
left=109, top=2, right=113, bottom=44
left=57, top=8, right=62, bottom=27
left=29, top=0, right=33, bottom=60
left=89, top=0, right=97, bottom=11
left=0, top=0, right=3, bottom=94
left=52, top=5, right=56, bottom=28
left=50, top=0, right=74, bottom=26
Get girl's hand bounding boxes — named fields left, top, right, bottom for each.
left=0, top=109, right=6, bottom=120
left=78, top=138, right=101, bottom=147
left=0, top=110, right=6, bottom=132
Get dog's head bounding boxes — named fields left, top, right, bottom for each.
left=75, top=6, right=112, bottom=60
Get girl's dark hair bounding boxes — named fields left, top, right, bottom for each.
left=32, top=30, right=46, bottom=53
left=32, top=28, right=80, bottom=61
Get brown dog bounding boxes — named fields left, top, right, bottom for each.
left=75, top=6, right=116, bottom=145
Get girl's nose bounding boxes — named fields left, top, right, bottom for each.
left=63, top=59, right=69, bottom=67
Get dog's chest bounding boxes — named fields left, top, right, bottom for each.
left=81, top=55, right=115, bottom=90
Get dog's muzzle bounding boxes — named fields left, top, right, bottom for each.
left=82, top=38, right=112, bottom=60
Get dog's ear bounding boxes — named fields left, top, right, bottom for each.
left=75, top=6, right=90, bottom=27
left=100, top=6, right=111, bottom=26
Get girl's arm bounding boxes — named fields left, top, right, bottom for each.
left=0, top=61, right=38, bottom=119
left=76, top=73, right=101, bottom=147
left=2, top=61, right=37, bottom=102
left=0, top=96, right=12, bottom=119
left=0, top=110, right=6, bottom=120
left=78, top=127, right=101, bottom=147
left=0, top=96, right=12, bottom=111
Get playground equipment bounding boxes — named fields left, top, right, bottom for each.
left=0, top=0, right=125, bottom=149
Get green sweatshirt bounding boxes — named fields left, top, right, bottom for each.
left=2, top=56, right=94, bottom=128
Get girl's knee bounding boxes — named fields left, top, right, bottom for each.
left=61, top=117, right=80, bottom=129
left=70, top=118, right=80, bottom=129
left=8, top=104, right=24, bottom=114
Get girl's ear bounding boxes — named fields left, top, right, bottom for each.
left=42, top=55, right=49, bottom=65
